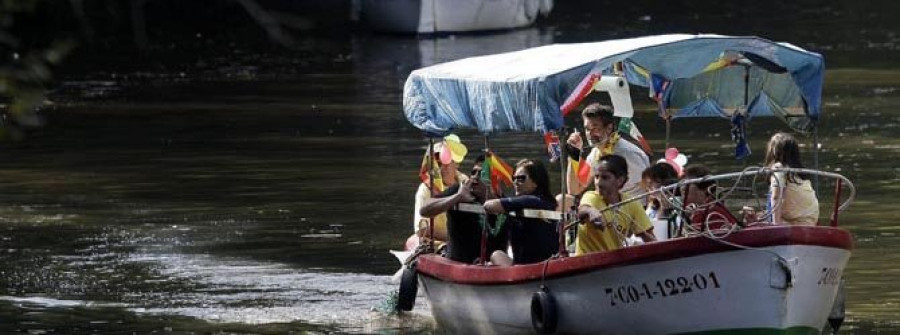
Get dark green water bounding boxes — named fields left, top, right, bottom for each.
left=2, top=1, right=900, bottom=334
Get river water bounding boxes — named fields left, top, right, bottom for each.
left=1, top=2, right=899, bottom=334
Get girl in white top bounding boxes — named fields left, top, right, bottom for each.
left=764, top=132, right=819, bottom=225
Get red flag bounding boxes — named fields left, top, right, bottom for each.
left=561, top=73, right=600, bottom=116
left=576, top=157, right=591, bottom=185
left=489, top=153, right=514, bottom=186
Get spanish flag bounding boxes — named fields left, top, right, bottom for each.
left=572, top=156, right=592, bottom=185
left=418, top=152, right=444, bottom=194
left=482, top=152, right=514, bottom=195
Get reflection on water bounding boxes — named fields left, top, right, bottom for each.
left=2, top=5, right=900, bottom=334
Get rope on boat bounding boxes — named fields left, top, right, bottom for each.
left=403, top=241, right=439, bottom=267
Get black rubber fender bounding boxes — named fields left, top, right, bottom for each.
left=396, top=266, right=418, bottom=311
left=531, top=286, right=557, bottom=334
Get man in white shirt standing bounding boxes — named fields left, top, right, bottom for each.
left=563, top=103, right=650, bottom=208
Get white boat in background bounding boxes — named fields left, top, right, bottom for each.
left=394, top=34, right=855, bottom=334
left=355, top=0, right=552, bottom=34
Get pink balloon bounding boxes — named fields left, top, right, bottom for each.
left=440, top=144, right=453, bottom=165
left=665, top=147, right=679, bottom=160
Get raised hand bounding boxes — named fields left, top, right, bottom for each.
left=456, top=178, right=476, bottom=203
left=567, top=130, right=584, bottom=151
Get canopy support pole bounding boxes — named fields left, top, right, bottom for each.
left=741, top=65, right=750, bottom=168
left=427, top=137, right=436, bottom=251
left=558, top=129, right=569, bottom=257
left=743, top=65, right=750, bottom=107
left=664, top=116, right=671, bottom=150
left=813, top=126, right=821, bottom=193
left=479, top=135, right=490, bottom=265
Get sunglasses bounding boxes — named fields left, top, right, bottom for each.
left=512, top=174, right=528, bottom=183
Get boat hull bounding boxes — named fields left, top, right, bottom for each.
left=417, top=226, right=851, bottom=334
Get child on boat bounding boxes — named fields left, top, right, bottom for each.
left=484, top=159, right=558, bottom=266
left=641, top=162, right=679, bottom=220
left=575, top=154, right=655, bottom=255
left=762, top=132, right=820, bottom=225
left=681, top=164, right=740, bottom=232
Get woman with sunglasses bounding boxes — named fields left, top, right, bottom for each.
left=484, top=159, right=559, bottom=266
left=575, top=154, right=656, bottom=255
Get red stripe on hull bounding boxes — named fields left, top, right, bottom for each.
left=416, top=226, right=852, bottom=285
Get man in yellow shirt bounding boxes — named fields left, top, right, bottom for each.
left=575, top=154, right=655, bottom=255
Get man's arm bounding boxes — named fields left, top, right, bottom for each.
left=419, top=180, right=474, bottom=217
left=628, top=201, right=657, bottom=242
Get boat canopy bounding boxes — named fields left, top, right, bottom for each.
left=403, top=34, right=824, bottom=136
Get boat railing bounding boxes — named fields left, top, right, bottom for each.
left=606, top=166, right=856, bottom=228
left=455, top=202, right=562, bottom=221
left=448, top=167, right=854, bottom=263
left=451, top=166, right=856, bottom=228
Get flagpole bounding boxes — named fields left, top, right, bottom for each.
left=427, top=137, right=435, bottom=251
left=558, top=128, right=569, bottom=257
left=480, top=134, right=490, bottom=265
left=665, top=116, right=671, bottom=151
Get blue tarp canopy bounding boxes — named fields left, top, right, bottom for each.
left=403, top=34, right=824, bottom=136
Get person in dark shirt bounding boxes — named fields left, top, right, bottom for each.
left=484, top=159, right=559, bottom=266
left=419, top=155, right=509, bottom=263
left=682, top=165, right=740, bottom=231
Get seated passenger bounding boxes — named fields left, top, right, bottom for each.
left=484, top=159, right=559, bottom=266
left=419, top=155, right=509, bottom=264
left=681, top=165, right=740, bottom=231
left=641, top=162, right=679, bottom=220
left=412, top=135, right=469, bottom=244
left=575, top=154, right=656, bottom=255
left=742, top=133, right=820, bottom=225
left=764, top=132, right=820, bottom=225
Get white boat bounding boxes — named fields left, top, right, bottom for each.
left=356, top=0, right=552, bottom=34
left=397, top=34, right=852, bottom=334
left=419, top=225, right=851, bottom=334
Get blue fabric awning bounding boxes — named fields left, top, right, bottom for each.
left=403, top=34, right=824, bottom=136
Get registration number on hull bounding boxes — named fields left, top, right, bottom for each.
left=604, top=272, right=721, bottom=306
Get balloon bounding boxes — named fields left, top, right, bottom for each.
left=439, top=143, right=453, bottom=165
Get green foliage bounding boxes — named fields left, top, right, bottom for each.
left=0, top=0, right=75, bottom=140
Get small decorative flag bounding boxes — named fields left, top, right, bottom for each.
left=618, top=117, right=652, bottom=156
left=561, top=73, right=600, bottom=116
left=544, top=132, right=561, bottom=162
left=418, top=152, right=444, bottom=194
left=731, top=112, right=751, bottom=160
left=482, top=151, right=514, bottom=195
